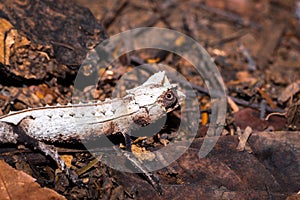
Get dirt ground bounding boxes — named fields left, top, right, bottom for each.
left=0, top=0, right=299, bottom=199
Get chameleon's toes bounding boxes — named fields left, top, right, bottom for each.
left=149, top=173, right=163, bottom=195
left=64, top=168, right=85, bottom=187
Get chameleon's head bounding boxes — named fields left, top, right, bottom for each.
left=126, top=71, right=185, bottom=112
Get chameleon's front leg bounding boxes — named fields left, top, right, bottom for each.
left=122, top=132, right=163, bottom=195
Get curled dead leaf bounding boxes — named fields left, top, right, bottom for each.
left=0, top=160, right=66, bottom=200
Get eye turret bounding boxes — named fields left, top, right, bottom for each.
left=162, top=90, right=178, bottom=110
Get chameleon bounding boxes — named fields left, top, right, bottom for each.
left=0, top=71, right=185, bottom=194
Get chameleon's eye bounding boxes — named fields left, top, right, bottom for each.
left=165, top=92, right=174, bottom=100
left=163, top=90, right=178, bottom=109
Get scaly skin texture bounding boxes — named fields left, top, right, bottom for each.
left=0, top=71, right=185, bottom=143
left=0, top=71, right=184, bottom=195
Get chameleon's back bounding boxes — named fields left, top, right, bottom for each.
left=0, top=71, right=185, bottom=143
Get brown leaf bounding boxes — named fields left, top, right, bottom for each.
left=0, top=160, right=66, bottom=200
left=248, top=131, right=300, bottom=193
left=278, top=81, right=300, bottom=103
left=0, top=18, right=30, bottom=66
left=205, top=0, right=251, bottom=16
left=236, top=71, right=257, bottom=84
left=0, top=18, right=14, bottom=65
left=286, top=100, right=300, bottom=130
left=113, top=135, right=292, bottom=199
left=234, top=108, right=286, bottom=131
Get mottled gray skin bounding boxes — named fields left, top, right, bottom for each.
left=0, top=71, right=185, bottom=143
left=0, top=122, right=18, bottom=143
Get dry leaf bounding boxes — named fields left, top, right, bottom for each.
left=0, top=18, right=30, bottom=65
left=278, top=80, right=300, bottom=103
left=131, top=144, right=155, bottom=161
left=0, top=18, right=14, bottom=64
left=286, top=100, right=300, bottom=130
left=61, top=155, right=73, bottom=168
left=0, top=160, right=66, bottom=200
left=236, top=71, right=257, bottom=84
left=204, top=0, right=256, bottom=18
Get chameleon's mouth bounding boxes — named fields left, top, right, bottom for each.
left=165, top=89, right=185, bottom=112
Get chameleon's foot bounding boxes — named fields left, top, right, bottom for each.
left=63, top=168, right=85, bottom=187
left=123, top=151, right=163, bottom=195
left=122, top=133, right=163, bottom=195
left=142, top=172, right=163, bottom=195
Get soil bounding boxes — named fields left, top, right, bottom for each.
left=0, top=0, right=299, bottom=199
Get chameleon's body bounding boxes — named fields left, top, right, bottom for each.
left=0, top=72, right=185, bottom=194
left=0, top=71, right=185, bottom=143
left=0, top=71, right=185, bottom=194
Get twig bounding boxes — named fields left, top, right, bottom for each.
left=227, top=96, right=239, bottom=113
left=236, top=126, right=252, bottom=152
left=210, top=30, right=249, bottom=47
left=257, top=87, right=276, bottom=109
left=135, top=0, right=175, bottom=29
left=102, top=0, right=129, bottom=29
left=239, top=43, right=257, bottom=71
left=230, top=96, right=284, bottom=113
left=129, top=56, right=284, bottom=114
left=197, top=3, right=261, bottom=30
left=150, top=0, right=173, bottom=29
left=265, top=112, right=286, bottom=121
